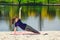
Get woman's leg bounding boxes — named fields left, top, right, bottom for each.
left=25, top=25, right=40, bottom=34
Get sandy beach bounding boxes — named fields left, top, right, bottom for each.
left=0, top=31, right=60, bottom=40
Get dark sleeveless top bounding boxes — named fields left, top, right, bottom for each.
left=15, top=19, right=26, bottom=30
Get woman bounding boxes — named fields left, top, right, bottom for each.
left=11, top=16, right=40, bottom=34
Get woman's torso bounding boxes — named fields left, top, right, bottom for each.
left=15, top=19, right=26, bottom=30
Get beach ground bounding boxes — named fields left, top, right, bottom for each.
left=0, top=31, right=60, bottom=40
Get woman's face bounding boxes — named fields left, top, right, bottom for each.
left=15, top=18, right=19, bottom=22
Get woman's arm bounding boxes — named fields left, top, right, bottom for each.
left=14, top=27, right=17, bottom=34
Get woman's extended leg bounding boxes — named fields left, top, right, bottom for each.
left=25, top=25, right=40, bottom=34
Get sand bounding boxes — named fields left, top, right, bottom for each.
left=0, top=31, right=60, bottom=40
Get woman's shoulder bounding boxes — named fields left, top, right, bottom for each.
left=17, top=19, right=21, bottom=22
left=18, top=19, right=21, bottom=21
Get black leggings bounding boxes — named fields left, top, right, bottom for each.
left=25, top=25, right=40, bottom=34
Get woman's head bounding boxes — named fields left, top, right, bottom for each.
left=11, top=16, right=19, bottom=24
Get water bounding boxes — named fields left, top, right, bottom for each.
left=42, top=17, right=60, bottom=31
left=0, top=19, right=9, bottom=31
left=0, top=6, right=60, bottom=31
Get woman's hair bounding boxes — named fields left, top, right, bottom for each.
left=11, top=16, right=19, bottom=24
left=11, top=18, right=15, bottom=24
